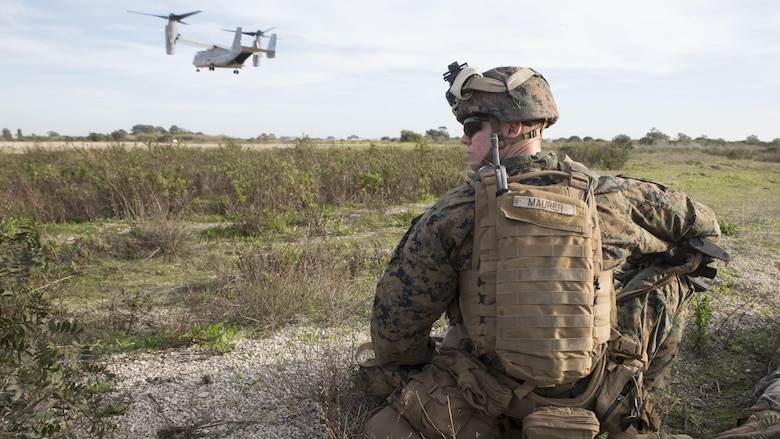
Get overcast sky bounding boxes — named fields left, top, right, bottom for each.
left=2, top=0, right=779, bottom=142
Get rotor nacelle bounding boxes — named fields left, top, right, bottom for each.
left=127, top=10, right=202, bottom=55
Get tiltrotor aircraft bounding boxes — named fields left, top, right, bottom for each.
left=127, top=10, right=277, bottom=74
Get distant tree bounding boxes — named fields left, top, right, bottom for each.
left=348, top=135, right=360, bottom=140
left=611, top=134, right=634, bottom=149
left=130, top=124, right=156, bottom=135
left=256, top=133, right=277, bottom=142
left=676, top=133, right=692, bottom=144
left=111, top=129, right=128, bottom=141
left=638, top=128, right=670, bottom=145
left=87, top=132, right=108, bottom=142
left=47, top=131, right=60, bottom=138
left=169, top=125, right=190, bottom=135
left=745, top=134, right=761, bottom=144
left=567, top=135, right=582, bottom=142
left=2, top=128, right=12, bottom=140
left=425, top=126, right=450, bottom=140
left=582, top=136, right=594, bottom=142
left=400, top=130, right=423, bottom=143
left=16, top=129, right=23, bottom=139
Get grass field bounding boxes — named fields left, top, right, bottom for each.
left=2, top=140, right=779, bottom=437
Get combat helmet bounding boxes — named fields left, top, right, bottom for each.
left=443, top=61, right=559, bottom=140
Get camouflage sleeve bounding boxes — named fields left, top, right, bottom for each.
left=370, top=185, right=474, bottom=369
left=595, top=175, right=721, bottom=270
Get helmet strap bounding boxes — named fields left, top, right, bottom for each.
left=488, top=116, right=544, bottom=147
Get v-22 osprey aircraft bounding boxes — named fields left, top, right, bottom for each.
left=127, top=10, right=277, bottom=74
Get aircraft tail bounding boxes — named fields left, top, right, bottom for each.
left=232, top=27, right=243, bottom=52
left=266, top=34, right=277, bottom=59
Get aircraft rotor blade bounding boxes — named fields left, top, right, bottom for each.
left=127, top=10, right=202, bottom=24
left=127, top=10, right=169, bottom=20
left=230, top=27, right=277, bottom=37
left=172, top=11, right=202, bottom=24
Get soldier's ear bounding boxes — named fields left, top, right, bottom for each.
left=508, top=121, right=523, bottom=137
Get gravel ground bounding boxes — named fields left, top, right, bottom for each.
left=92, top=237, right=779, bottom=439
left=100, top=324, right=369, bottom=439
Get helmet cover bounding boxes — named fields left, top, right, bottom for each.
left=445, top=63, right=559, bottom=127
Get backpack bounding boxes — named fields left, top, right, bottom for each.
left=458, top=156, right=615, bottom=387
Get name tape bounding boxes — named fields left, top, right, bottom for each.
left=513, top=195, right=577, bottom=216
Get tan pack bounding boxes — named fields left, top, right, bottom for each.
left=522, top=406, right=600, bottom=439
left=459, top=157, right=615, bottom=387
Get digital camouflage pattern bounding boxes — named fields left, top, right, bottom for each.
left=595, top=176, right=720, bottom=270
left=614, top=264, right=697, bottom=402
left=451, top=66, right=560, bottom=125
left=711, top=335, right=780, bottom=438
left=596, top=173, right=721, bottom=401
left=757, top=335, right=780, bottom=412
left=370, top=150, right=721, bottom=391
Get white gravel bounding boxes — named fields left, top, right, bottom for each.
left=100, top=324, right=369, bottom=438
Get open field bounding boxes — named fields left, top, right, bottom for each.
left=1, top=142, right=779, bottom=437
left=0, top=139, right=405, bottom=153
left=0, top=141, right=316, bottom=155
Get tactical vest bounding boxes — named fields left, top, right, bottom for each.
left=458, top=157, right=616, bottom=387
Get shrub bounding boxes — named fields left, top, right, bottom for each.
left=556, top=140, right=633, bottom=170
left=0, top=218, right=115, bottom=437
left=0, top=144, right=470, bottom=230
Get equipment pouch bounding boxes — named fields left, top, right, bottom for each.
left=595, top=364, right=659, bottom=434
left=391, top=365, right=501, bottom=439
left=522, top=406, right=600, bottom=439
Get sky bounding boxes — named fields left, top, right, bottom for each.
left=2, top=0, right=780, bottom=142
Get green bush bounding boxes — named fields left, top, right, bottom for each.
left=688, top=295, right=714, bottom=352
left=718, top=220, right=739, bottom=237
left=556, top=140, right=633, bottom=170
left=0, top=143, right=470, bottom=230
left=0, top=218, right=114, bottom=437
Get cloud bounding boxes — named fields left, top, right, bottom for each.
left=1, top=1, right=779, bottom=140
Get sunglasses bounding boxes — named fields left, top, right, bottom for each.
left=462, top=115, right=489, bottom=138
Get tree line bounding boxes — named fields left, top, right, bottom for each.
left=2, top=124, right=779, bottom=146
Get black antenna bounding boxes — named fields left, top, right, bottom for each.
left=443, top=61, right=467, bottom=85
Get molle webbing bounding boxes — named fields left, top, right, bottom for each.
left=459, top=158, right=614, bottom=387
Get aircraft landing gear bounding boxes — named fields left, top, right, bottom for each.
left=233, top=69, right=239, bottom=74
left=208, top=63, right=215, bottom=71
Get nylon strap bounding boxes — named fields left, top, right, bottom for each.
left=496, top=336, right=594, bottom=353
left=449, top=67, right=537, bottom=100
left=499, top=350, right=594, bottom=372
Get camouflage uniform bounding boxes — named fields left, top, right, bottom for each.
left=758, top=335, right=780, bottom=411
left=712, top=334, right=780, bottom=438
left=368, top=151, right=721, bottom=437
left=596, top=175, right=720, bottom=402
left=365, top=62, right=720, bottom=438
left=371, top=151, right=720, bottom=369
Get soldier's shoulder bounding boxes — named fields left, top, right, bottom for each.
left=595, top=174, right=624, bottom=194
left=595, top=174, right=668, bottom=195
left=433, top=182, right=475, bottom=209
